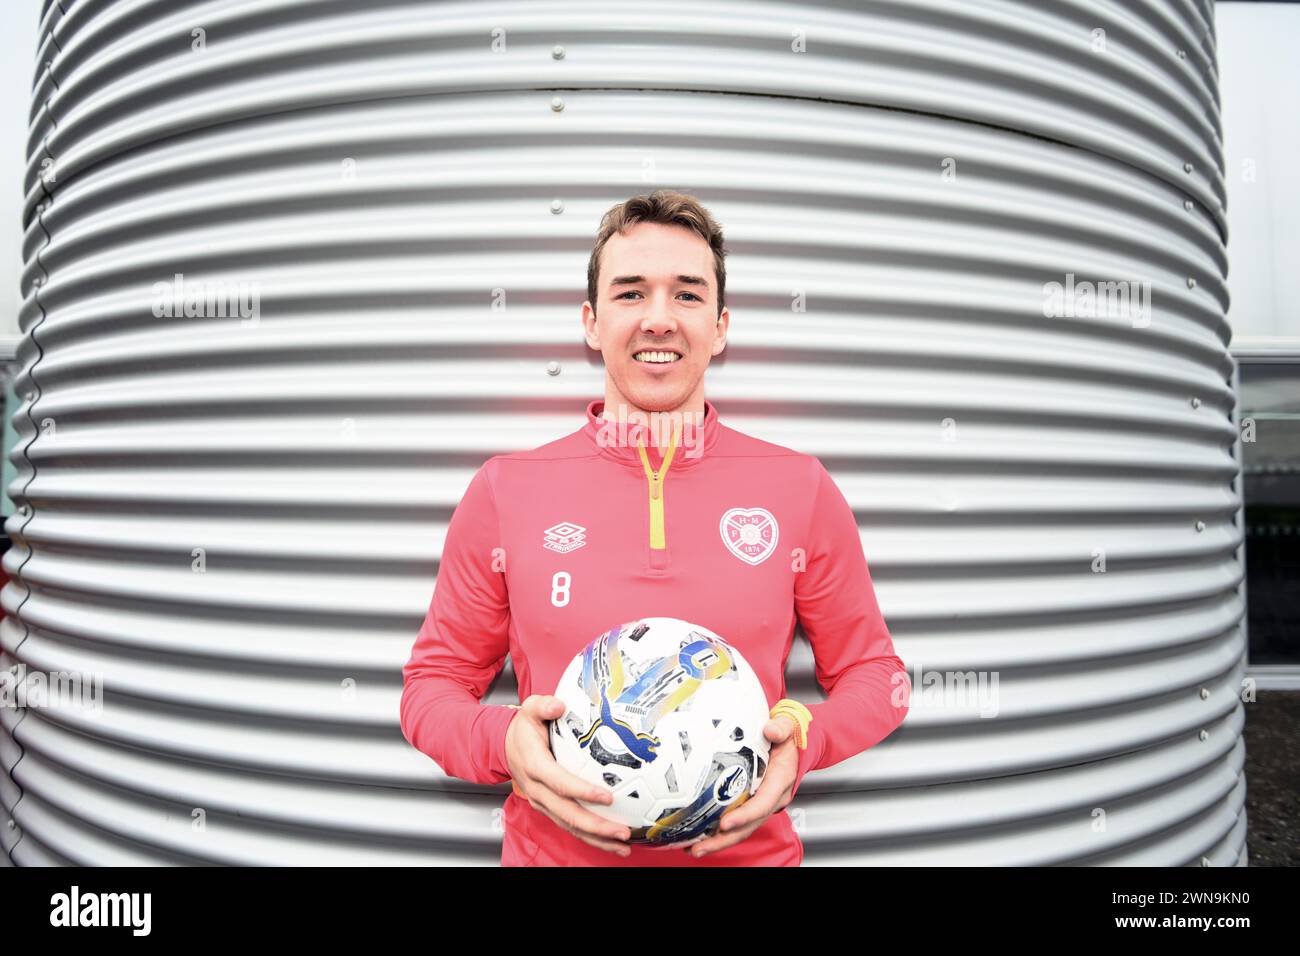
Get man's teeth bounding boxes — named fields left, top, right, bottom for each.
left=634, top=351, right=682, bottom=363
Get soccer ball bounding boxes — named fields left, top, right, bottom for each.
left=549, top=617, right=771, bottom=849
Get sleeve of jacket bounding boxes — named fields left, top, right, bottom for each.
left=400, top=457, right=518, bottom=786
left=787, top=458, right=911, bottom=800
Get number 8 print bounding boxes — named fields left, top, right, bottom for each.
left=551, top=571, right=571, bottom=607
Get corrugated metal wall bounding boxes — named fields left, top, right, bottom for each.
left=2, top=0, right=1242, bottom=865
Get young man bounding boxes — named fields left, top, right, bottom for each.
left=401, top=189, right=910, bottom=866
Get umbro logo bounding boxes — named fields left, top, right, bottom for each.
left=543, top=521, right=587, bottom=553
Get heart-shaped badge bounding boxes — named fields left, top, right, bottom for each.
left=719, top=507, right=779, bottom=565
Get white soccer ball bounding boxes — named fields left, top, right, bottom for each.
left=549, top=617, right=771, bottom=849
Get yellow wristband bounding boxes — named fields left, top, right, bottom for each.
left=770, top=698, right=813, bottom=750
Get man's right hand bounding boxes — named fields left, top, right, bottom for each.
left=505, top=695, right=632, bottom=857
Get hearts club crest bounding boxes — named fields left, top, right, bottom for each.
left=719, top=507, right=779, bottom=565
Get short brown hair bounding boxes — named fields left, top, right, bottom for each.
left=586, top=189, right=727, bottom=318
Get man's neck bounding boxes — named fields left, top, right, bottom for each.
left=600, top=391, right=705, bottom=451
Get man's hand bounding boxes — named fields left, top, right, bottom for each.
left=505, top=695, right=632, bottom=857
left=687, top=714, right=800, bottom=858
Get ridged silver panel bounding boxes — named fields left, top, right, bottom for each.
left=23, top=0, right=1228, bottom=237
left=3, top=0, right=1242, bottom=866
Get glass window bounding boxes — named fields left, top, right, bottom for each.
left=1238, top=359, right=1300, bottom=665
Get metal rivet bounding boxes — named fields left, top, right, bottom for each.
left=546, top=361, right=561, bottom=376
left=552, top=45, right=565, bottom=60
left=1191, top=397, right=1201, bottom=408
left=550, top=199, right=564, bottom=214
left=1184, top=200, right=1193, bottom=212
left=1200, top=688, right=1210, bottom=700
left=1198, top=729, right=1209, bottom=741
left=6, top=819, right=14, bottom=830
left=1187, top=277, right=1196, bottom=289
left=1195, top=520, right=1205, bottom=532
left=1200, top=856, right=1211, bottom=867
left=32, top=276, right=44, bottom=288
left=550, top=96, right=564, bottom=112
left=1177, top=49, right=1186, bottom=59
left=25, top=392, right=33, bottom=401
left=1184, top=162, right=1194, bottom=174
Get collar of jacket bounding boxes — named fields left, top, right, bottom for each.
left=583, top=398, right=721, bottom=471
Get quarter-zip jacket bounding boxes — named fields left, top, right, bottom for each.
left=401, top=398, right=910, bottom=866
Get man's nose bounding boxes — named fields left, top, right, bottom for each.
left=640, top=290, right=677, bottom=333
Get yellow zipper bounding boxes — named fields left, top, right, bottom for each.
left=636, top=423, right=680, bottom=550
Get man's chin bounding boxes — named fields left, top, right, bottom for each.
left=614, top=383, right=692, bottom=415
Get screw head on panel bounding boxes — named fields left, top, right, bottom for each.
left=1184, top=162, right=1194, bottom=174
left=1195, top=520, right=1205, bottom=532
left=550, top=199, right=564, bottom=214
left=550, top=96, right=564, bottom=112
left=1191, top=397, right=1201, bottom=408
left=1198, top=729, right=1209, bottom=741
left=546, top=361, right=561, bottom=376
left=552, top=45, right=565, bottom=60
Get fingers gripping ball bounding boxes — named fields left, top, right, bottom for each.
left=548, top=617, right=771, bottom=849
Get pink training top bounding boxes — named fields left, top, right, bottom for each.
left=401, top=398, right=910, bottom=866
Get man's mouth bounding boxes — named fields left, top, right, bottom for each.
left=633, top=350, right=683, bottom=364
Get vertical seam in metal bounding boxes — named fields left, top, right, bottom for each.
left=5, top=22, right=65, bottom=864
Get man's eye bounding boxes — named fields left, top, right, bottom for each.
left=616, top=291, right=701, bottom=301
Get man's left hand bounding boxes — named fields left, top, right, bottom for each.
left=687, top=713, right=800, bottom=858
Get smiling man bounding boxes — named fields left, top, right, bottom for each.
left=400, top=189, right=911, bottom=866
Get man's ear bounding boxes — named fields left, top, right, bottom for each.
left=711, top=306, right=729, bottom=355
left=581, top=300, right=600, bottom=350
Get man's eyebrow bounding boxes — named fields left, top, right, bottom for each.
left=609, top=274, right=710, bottom=288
